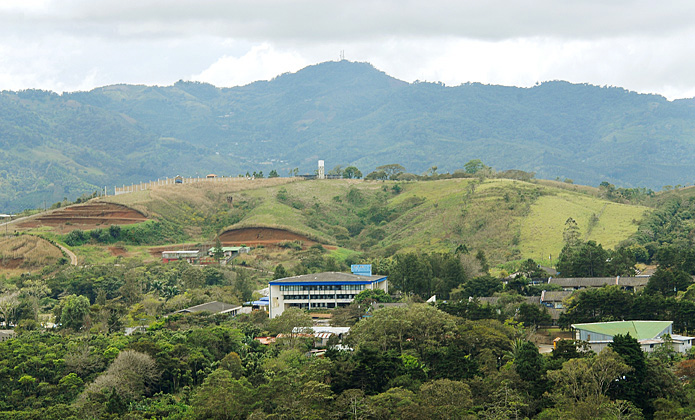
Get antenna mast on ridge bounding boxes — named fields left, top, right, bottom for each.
left=340, top=50, right=345, bottom=61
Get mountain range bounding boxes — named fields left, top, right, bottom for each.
left=2, top=59, right=695, bottom=212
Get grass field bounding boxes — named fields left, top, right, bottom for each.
left=520, top=192, right=647, bottom=264
left=6, top=176, right=652, bottom=273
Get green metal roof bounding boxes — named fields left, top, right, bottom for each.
left=571, top=321, right=672, bottom=340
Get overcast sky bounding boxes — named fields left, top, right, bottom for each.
left=2, top=0, right=695, bottom=99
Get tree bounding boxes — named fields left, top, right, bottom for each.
left=646, top=267, right=693, bottom=296
left=514, top=341, right=546, bottom=398
left=273, top=263, right=289, bottom=280
left=479, top=380, right=528, bottom=420
left=220, top=352, right=244, bottom=379
left=343, top=166, right=363, bottom=179
left=0, top=291, right=20, bottom=327
left=353, top=289, right=392, bottom=304
left=557, top=240, right=609, bottom=277
left=268, top=169, right=279, bottom=178
left=463, top=159, right=487, bottom=174
left=547, top=347, right=631, bottom=418
left=81, top=350, right=159, bottom=404
left=461, top=275, right=502, bottom=298
left=213, top=237, right=224, bottom=264
left=348, top=304, right=457, bottom=358
left=269, top=307, right=313, bottom=348
left=375, top=164, right=405, bottom=180
left=608, top=333, right=647, bottom=413
left=516, top=303, right=552, bottom=327
left=21, top=279, right=49, bottom=321
left=417, top=379, right=474, bottom=420
left=191, top=369, right=253, bottom=420
left=518, top=258, right=546, bottom=279
left=60, top=294, right=91, bottom=331
left=365, top=170, right=388, bottom=181
left=562, top=217, right=581, bottom=249
left=558, top=286, right=634, bottom=328
left=475, top=250, right=490, bottom=274
left=369, top=387, right=416, bottom=419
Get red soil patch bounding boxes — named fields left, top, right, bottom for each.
left=108, top=247, right=128, bottom=257
left=0, top=258, right=23, bottom=269
left=17, top=202, right=147, bottom=233
left=219, top=227, right=320, bottom=248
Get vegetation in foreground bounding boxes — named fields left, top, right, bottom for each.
left=5, top=171, right=695, bottom=418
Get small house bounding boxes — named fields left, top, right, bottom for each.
left=207, top=246, right=250, bottom=259
left=162, top=250, right=200, bottom=263
left=548, top=277, right=649, bottom=291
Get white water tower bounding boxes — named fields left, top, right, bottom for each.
left=318, top=160, right=325, bottom=179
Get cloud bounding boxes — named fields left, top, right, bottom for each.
left=1, top=1, right=695, bottom=98
left=4, top=0, right=695, bottom=41
left=192, top=43, right=308, bottom=87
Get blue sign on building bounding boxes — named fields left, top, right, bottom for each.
left=351, top=264, right=372, bottom=276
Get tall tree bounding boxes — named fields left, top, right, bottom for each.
left=0, top=291, right=20, bottom=327
left=212, top=237, right=224, bottom=264
left=646, top=267, right=693, bottom=296
left=342, top=166, right=363, bottom=179
left=60, top=294, right=91, bottom=331
left=608, top=333, right=647, bottom=413
left=375, top=164, right=405, bottom=180
left=463, top=159, right=487, bottom=174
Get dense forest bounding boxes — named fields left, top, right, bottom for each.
left=3, top=60, right=695, bottom=210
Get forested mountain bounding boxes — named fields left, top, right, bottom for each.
left=2, top=60, right=695, bottom=212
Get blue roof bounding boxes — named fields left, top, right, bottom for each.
left=269, top=271, right=387, bottom=286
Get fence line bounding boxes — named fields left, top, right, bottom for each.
left=114, top=176, right=253, bottom=196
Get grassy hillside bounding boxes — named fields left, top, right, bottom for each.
left=0, top=235, right=64, bottom=277
left=100, top=177, right=647, bottom=267
left=521, top=192, right=646, bottom=263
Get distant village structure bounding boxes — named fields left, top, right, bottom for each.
left=161, top=246, right=249, bottom=265
left=268, top=264, right=387, bottom=318
left=548, top=276, right=649, bottom=292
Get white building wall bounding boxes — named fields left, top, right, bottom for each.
left=269, top=279, right=388, bottom=318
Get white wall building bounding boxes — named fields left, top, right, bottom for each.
left=268, top=271, right=388, bottom=318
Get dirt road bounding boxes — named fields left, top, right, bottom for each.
left=56, top=243, right=78, bottom=266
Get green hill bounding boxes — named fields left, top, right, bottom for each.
left=95, top=177, right=647, bottom=267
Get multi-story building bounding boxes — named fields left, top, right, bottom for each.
left=268, top=270, right=388, bottom=318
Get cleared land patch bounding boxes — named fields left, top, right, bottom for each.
left=0, top=235, right=64, bottom=275
left=16, top=203, right=147, bottom=233
left=219, top=227, right=323, bottom=248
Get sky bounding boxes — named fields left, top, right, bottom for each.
left=2, top=1, right=695, bottom=99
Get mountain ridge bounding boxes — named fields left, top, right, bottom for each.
left=1, top=60, right=695, bottom=212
